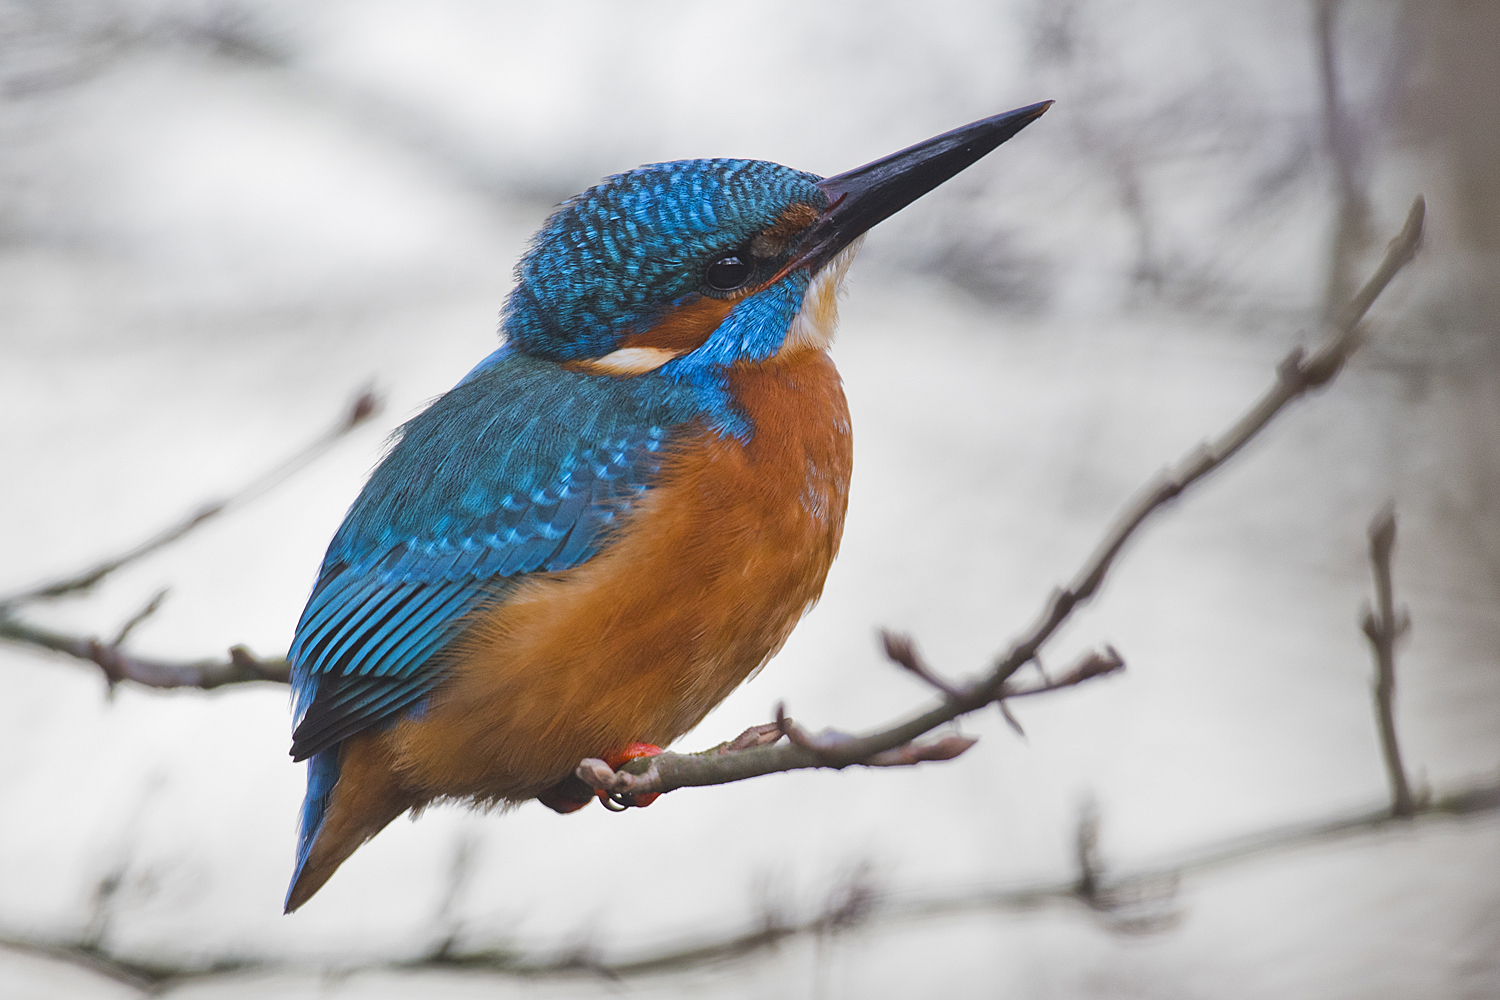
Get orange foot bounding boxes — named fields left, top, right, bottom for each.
left=599, top=742, right=664, bottom=808
left=535, top=742, right=666, bottom=813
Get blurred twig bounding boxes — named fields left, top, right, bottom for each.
left=900, top=778, right=1500, bottom=926
left=1, top=0, right=291, bottom=99
left=0, top=389, right=379, bottom=609
left=1316, top=0, right=1374, bottom=324
left=1068, top=799, right=1180, bottom=934
left=580, top=197, right=1426, bottom=804
left=109, top=588, right=170, bottom=649
left=5, top=773, right=1495, bottom=993
left=1361, top=507, right=1416, bottom=816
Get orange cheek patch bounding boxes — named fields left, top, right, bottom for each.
left=621, top=294, right=736, bottom=353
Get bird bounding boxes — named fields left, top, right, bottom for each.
left=283, top=101, right=1051, bottom=912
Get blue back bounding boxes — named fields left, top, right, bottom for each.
left=288, top=348, right=712, bottom=759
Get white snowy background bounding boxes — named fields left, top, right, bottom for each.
left=2, top=1, right=1498, bottom=997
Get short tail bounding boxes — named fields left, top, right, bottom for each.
left=285, top=737, right=413, bottom=913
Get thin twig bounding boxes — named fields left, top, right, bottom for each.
left=1065, top=798, right=1181, bottom=933
left=1000, top=646, right=1125, bottom=699
left=1361, top=506, right=1415, bottom=816
left=580, top=197, right=1426, bottom=802
left=0, top=389, right=379, bottom=610
left=110, top=588, right=170, bottom=649
left=1315, top=0, right=1373, bottom=324
left=880, top=630, right=962, bottom=699
left=1074, top=798, right=1102, bottom=905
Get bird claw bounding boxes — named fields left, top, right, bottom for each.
left=541, top=743, right=665, bottom=813
left=717, top=722, right=785, bottom=753
left=596, top=742, right=664, bottom=809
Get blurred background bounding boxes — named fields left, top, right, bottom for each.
left=1, top=0, right=1498, bottom=996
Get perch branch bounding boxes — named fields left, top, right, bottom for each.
left=580, top=197, right=1425, bottom=802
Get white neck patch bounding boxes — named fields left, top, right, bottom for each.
left=580, top=345, right=682, bottom=375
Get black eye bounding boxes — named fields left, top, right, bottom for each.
left=704, top=255, right=752, bottom=292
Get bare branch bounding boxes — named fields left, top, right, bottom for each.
left=574, top=197, right=1426, bottom=802
left=0, top=389, right=380, bottom=610
left=0, top=391, right=379, bottom=688
left=0, top=614, right=288, bottom=688
left=1, top=202, right=1424, bottom=746
left=6, top=776, right=1494, bottom=991
left=1361, top=506, right=1416, bottom=816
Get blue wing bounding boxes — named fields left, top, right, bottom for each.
left=286, top=348, right=708, bottom=762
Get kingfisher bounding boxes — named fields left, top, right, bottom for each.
left=283, top=101, right=1051, bottom=912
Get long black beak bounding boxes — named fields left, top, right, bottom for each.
left=792, top=101, right=1052, bottom=272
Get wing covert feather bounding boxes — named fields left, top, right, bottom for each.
left=288, top=350, right=709, bottom=760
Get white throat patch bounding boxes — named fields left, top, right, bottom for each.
left=779, top=236, right=865, bottom=357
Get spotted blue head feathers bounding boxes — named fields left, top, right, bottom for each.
left=503, top=159, right=829, bottom=361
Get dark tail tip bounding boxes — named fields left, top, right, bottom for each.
left=284, top=866, right=321, bottom=914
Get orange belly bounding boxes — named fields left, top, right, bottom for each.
left=386, top=347, right=853, bottom=802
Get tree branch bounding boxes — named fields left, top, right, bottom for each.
left=0, top=614, right=289, bottom=689
left=0, top=391, right=379, bottom=688
left=581, top=197, right=1426, bottom=802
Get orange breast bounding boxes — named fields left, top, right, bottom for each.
left=388, top=348, right=853, bottom=801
